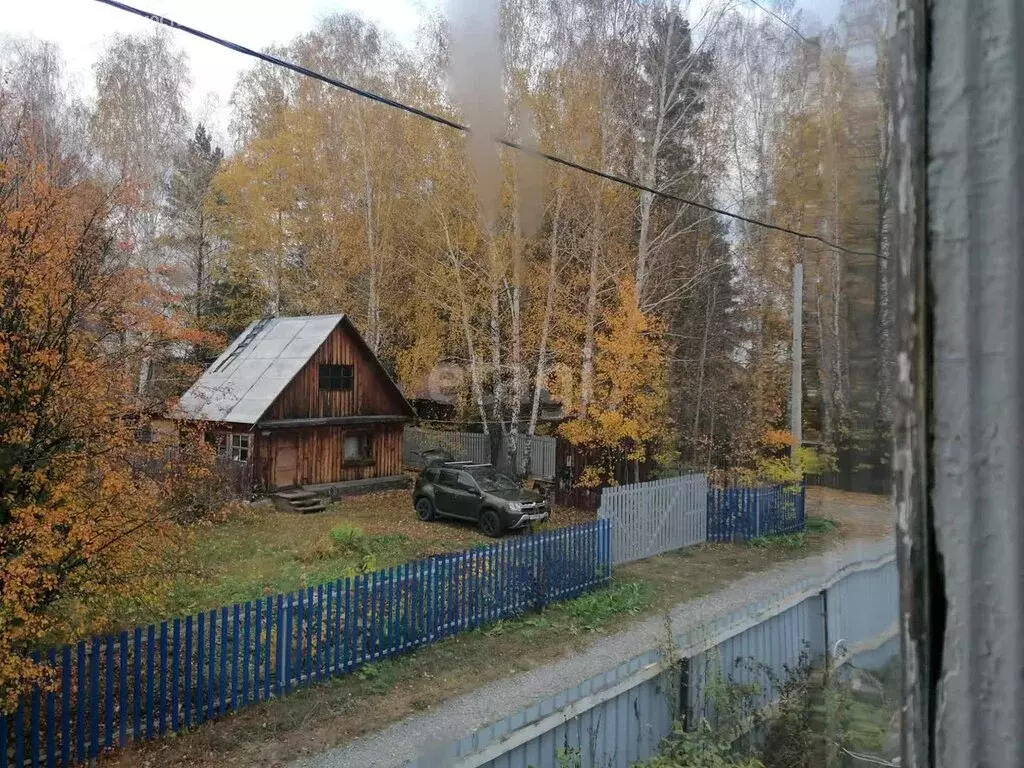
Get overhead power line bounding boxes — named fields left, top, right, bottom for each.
left=93, top=0, right=881, bottom=259
left=744, top=0, right=814, bottom=45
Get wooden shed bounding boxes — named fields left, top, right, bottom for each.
left=175, top=314, right=415, bottom=493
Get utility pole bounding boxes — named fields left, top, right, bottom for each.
left=789, top=261, right=803, bottom=446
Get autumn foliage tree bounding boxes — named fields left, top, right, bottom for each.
left=0, top=154, right=177, bottom=710
left=559, top=279, right=671, bottom=487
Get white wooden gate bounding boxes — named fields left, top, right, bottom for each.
left=598, top=473, right=708, bottom=565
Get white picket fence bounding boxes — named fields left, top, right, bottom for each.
left=403, top=427, right=558, bottom=480
left=598, top=473, right=709, bottom=565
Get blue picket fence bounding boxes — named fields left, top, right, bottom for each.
left=706, top=481, right=806, bottom=542
left=0, top=520, right=610, bottom=768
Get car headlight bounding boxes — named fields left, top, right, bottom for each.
left=507, top=501, right=523, bottom=513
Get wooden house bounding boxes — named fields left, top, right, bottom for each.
left=174, top=314, right=415, bottom=493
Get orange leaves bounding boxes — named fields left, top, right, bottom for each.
left=0, top=152, right=183, bottom=712
left=763, top=429, right=798, bottom=450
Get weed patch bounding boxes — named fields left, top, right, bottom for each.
left=565, top=581, right=652, bottom=628
left=329, top=522, right=369, bottom=553
left=749, top=532, right=806, bottom=550
left=804, top=517, right=838, bottom=534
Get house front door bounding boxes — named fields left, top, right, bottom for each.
left=274, top=439, right=298, bottom=488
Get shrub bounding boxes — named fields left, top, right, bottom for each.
left=140, top=424, right=241, bottom=524
left=329, top=522, right=368, bottom=554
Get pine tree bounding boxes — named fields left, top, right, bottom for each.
left=163, top=123, right=224, bottom=321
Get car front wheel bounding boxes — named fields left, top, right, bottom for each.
left=415, top=496, right=436, bottom=522
left=479, top=508, right=504, bottom=538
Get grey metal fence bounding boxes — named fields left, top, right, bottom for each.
left=403, top=428, right=557, bottom=480
left=411, top=551, right=897, bottom=768
left=598, top=473, right=709, bottom=565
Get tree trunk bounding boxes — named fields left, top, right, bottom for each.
left=580, top=194, right=600, bottom=414
left=508, top=198, right=525, bottom=475
left=274, top=207, right=283, bottom=315
left=463, top=314, right=490, bottom=437
left=358, top=105, right=381, bottom=353
left=691, top=273, right=718, bottom=462
left=488, top=240, right=506, bottom=436
left=635, top=190, right=655, bottom=304
left=444, top=219, right=489, bottom=435
left=634, top=11, right=675, bottom=308
left=195, top=208, right=206, bottom=321
left=525, top=185, right=563, bottom=476
left=815, top=264, right=835, bottom=442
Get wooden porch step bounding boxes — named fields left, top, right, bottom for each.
left=272, top=487, right=327, bottom=514
left=275, top=487, right=318, bottom=501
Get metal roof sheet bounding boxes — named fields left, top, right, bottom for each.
left=174, top=314, right=344, bottom=425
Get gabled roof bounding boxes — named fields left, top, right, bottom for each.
left=174, top=314, right=414, bottom=425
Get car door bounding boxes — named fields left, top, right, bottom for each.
left=435, top=469, right=473, bottom=519
left=453, top=471, right=484, bottom=520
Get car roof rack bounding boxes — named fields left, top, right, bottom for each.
left=441, top=460, right=476, bottom=466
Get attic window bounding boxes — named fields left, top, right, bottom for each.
left=320, top=364, right=354, bottom=391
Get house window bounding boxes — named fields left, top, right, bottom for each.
left=320, top=364, right=354, bottom=391
left=343, top=433, right=372, bottom=464
left=211, top=433, right=250, bottom=462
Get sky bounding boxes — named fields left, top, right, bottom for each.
left=4, top=0, right=437, bottom=141
left=5, top=0, right=840, bottom=142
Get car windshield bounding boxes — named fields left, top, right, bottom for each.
left=470, top=468, right=519, bottom=491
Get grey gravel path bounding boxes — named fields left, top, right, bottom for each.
left=291, top=536, right=894, bottom=768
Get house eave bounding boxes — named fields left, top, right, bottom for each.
left=256, top=415, right=413, bottom=430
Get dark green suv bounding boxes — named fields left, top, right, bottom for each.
left=413, top=461, right=549, bottom=537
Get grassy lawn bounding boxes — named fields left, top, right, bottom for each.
left=106, top=489, right=597, bottom=630
left=102, top=519, right=842, bottom=768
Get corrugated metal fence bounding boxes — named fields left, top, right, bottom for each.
left=415, top=552, right=898, bottom=768
left=403, top=427, right=557, bottom=480
left=0, top=522, right=611, bottom=768
left=598, top=474, right=708, bottom=565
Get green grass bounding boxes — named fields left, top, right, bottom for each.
left=100, top=499, right=441, bottom=630
left=565, top=581, right=652, bottom=627
left=93, top=489, right=596, bottom=634
left=804, top=517, right=839, bottom=534
left=164, top=523, right=413, bottom=613
left=105, top=519, right=846, bottom=768
left=748, top=518, right=837, bottom=550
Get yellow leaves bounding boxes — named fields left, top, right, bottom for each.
left=746, top=430, right=834, bottom=486
left=559, top=278, right=672, bottom=484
